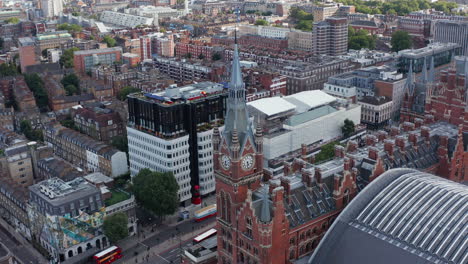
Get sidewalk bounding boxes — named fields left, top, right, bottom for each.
left=0, top=217, right=48, bottom=264
left=117, top=194, right=217, bottom=253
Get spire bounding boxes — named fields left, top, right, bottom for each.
left=222, top=12, right=253, bottom=151
left=422, top=58, right=428, bottom=84
left=429, top=56, right=435, bottom=83
left=260, top=187, right=271, bottom=223
left=406, top=61, right=415, bottom=95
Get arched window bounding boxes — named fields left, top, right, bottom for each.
left=77, top=247, right=82, bottom=254
left=68, top=250, right=73, bottom=258
left=289, top=250, right=295, bottom=259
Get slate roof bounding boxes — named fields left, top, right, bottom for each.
left=309, top=168, right=468, bottom=264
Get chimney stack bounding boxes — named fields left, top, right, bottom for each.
left=334, top=145, right=345, bottom=158
left=414, top=118, right=423, bottom=128
left=421, top=126, right=430, bottom=140
left=384, top=139, right=395, bottom=156
left=377, top=130, right=388, bottom=142
left=347, top=140, right=358, bottom=152
left=368, top=146, right=379, bottom=160
left=424, top=114, right=435, bottom=124
left=390, top=126, right=400, bottom=137
left=402, top=122, right=415, bottom=132
left=365, top=135, right=377, bottom=146
left=395, top=136, right=406, bottom=150
left=408, top=131, right=418, bottom=146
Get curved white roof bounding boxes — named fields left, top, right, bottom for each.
left=247, top=97, right=296, bottom=117
left=310, top=168, right=468, bottom=264
left=284, top=90, right=336, bottom=113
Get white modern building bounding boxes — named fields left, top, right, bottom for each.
left=47, top=49, right=62, bottom=63
left=247, top=90, right=361, bottom=162
left=127, top=127, right=193, bottom=202
left=100, top=11, right=155, bottom=28
left=125, top=6, right=183, bottom=20
left=127, top=82, right=227, bottom=203
left=238, top=25, right=291, bottom=39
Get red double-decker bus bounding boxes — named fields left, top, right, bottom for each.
left=93, top=246, right=122, bottom=264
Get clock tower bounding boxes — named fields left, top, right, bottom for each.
left=213, top=40, right=264, bottom=263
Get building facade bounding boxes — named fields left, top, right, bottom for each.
left=127, top=82, right=227, bottom=203
left=43, top=123, right=128, bottom=177
left=312, top=17, right=347, bottom=56
left=433, top=20, right=468, bottom=56
left=72, top=105, right=125, bottom=143
left=358, top=96, right=393, bottom=129
left=73, top=47, right=123, bottom=75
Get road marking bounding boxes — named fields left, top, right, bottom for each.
left=157, top=254, right=170, bottom=263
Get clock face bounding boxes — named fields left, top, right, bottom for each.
left=241, top=155, right=255, bottom=170
left=220, top=155, right=231, bottom=170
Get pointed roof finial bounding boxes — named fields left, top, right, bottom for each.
left=429, top=56, right=435, bottom=83
left=260, top=187, right=271, bottom=223
left=406, top=61, right=414, bottom=95
left=422, top=58, right=428, bottom=84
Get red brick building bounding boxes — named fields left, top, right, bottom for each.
left=175, top=41, right=214, bottom=59
left=214, top=44, right=468, bottom=264
left=73, top=47, right=122, bottom=75
left=401, top=57, right=468, bottom=130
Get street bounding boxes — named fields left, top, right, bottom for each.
left=115, top=217, right=216, bottom=264
left=0, top=221, right=47, bottom=264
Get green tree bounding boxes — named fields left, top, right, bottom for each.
left=0, top=37, right=4, bottom=50
left=60, top=118, right=77, bottom=130
left=132, top=169, right=179, bottom=218
left=57, top=23, right=82, bottom=33
left=0, top=63, right=18, bottom=77
left=20, top=120, right=43, bottom=141
left=103, top=213, right=128, bottom=243
left=341, top=119, right=355, bottom=138
left=255, top=19, right=269, bottom=26
left=211, top=52, right=221, bottom=61
left=348, top=27, right=376, bottom=50
left=111, top=136, right=128, bottom=153
left=60, top=47, right=79, bottom=68
left=61, top=73, right=80, bottom=92
left=391, top=30, right=412, bottom=52
left=186, top=53, right=192, bottom=59
left=23, top=74, right=48, bottom=112
left=295, top=20, right=313, bottom=31
left=315, top=142, right=342, bottom=163
left=64, top=84, right=78, bottom=96
left=118, top=86, right=139, bottom=101
left=198, top=53, right=205, bottom=60
left=102, top=35, right=116, bottom=47
left=5, top=17, right=19, bottom=24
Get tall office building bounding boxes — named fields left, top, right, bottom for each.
left=73, top=47, right=122, bottom=75
left=434, top=20, right=468, bottom=56
left=41, top=0, right=63, bottom=18
left=312, top=17, right=348, bottom=56
left=127, top=82, right=227, bottom=203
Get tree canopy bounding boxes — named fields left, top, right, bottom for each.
left=211, top=52, right=222, bottom=61
left=335, top=0, right=459, bottom=16
left=348, top=27, right=376, bottom=50
left=102, top=35, right=116, bottom=47
left=61, top=74, right=80, bottom=95
left=57, top=23, right=82, bottom=33
left=111, top=136, right=128, bottom=153
left=391, top=30, right=412, bottom=52
left=20, top=120, right=43, bottom=141
left=255, top=19, right=269, bottom=26
left=5, top=17, right=19, bottom=24
left=60, top=47, right=79, bottom=68
left=132, top=169, right=179, bottom=217
left=314, top=142, right=342, bottom=163
left=103, top=213, right=129, bottom=243
left=341, top=119, right=355, bottom=138
left=24, top=73, right=48, bottom=112
left=118, top=86, right=139, bottom=101
left=289, top=7, right=314, bottom=31
left=0, top=63, right=18, bottom=77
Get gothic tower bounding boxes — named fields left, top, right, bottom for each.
left=213, top=40, right=264, bottom=263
